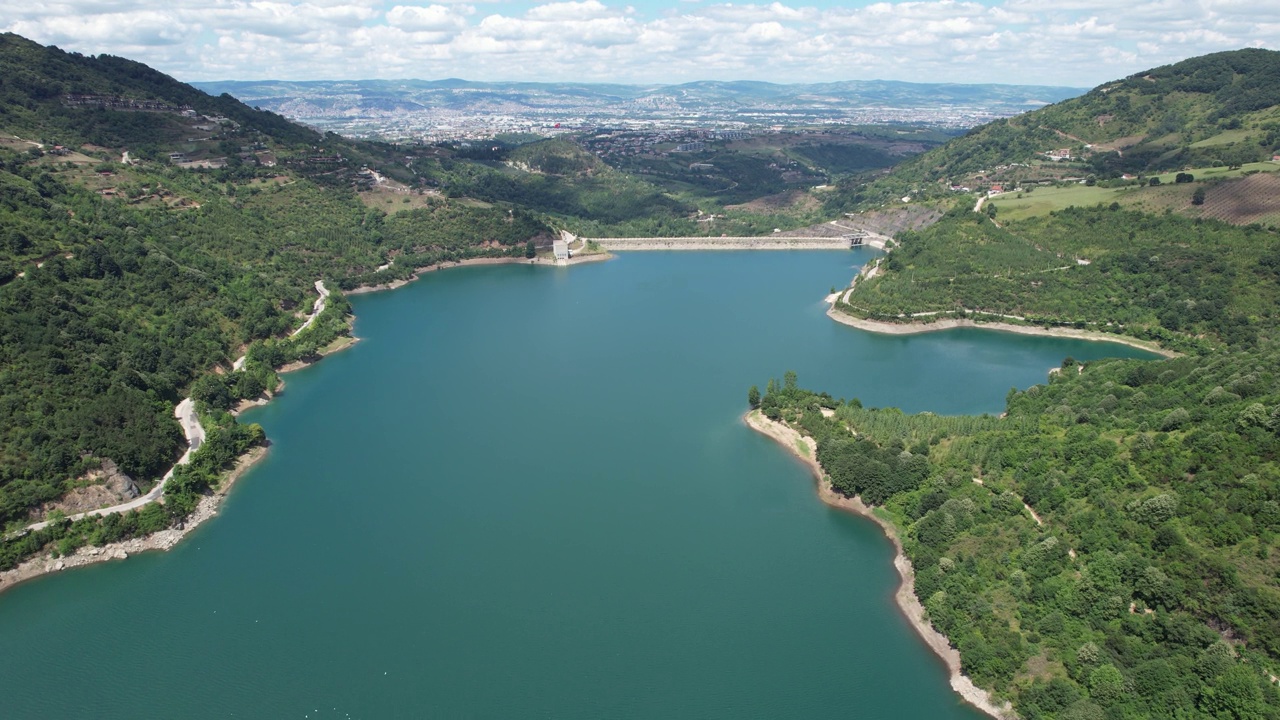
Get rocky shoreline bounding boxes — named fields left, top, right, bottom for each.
left=1, top=252, right=599, bottom=596
left=743, top=409, right=1016, bottom=719
left=0, top=305, right=363, bottom=596
left=827, top=306, right=1176, bottom=358
left=346, top=251, right=613, bottom=295
left=0, top=446, right=268, bottom=596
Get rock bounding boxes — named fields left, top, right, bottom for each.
left=100, top=459, right=140, bottom=499
left=33, top=457, right=141, bottom=518
left=55, top=560, right=65, bottom=571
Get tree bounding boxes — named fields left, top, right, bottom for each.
left=233, top=371, right=266, bottom=400
left=1192, top=186, right=1206, bottom=205
left=1088, top=664, right=1126, bottom=706
left=1199, top=665, right=1265, bottom=720
left=191, top=375, right=234, bottom=411
left=524, top=239, right=536, bottom=259
left=747, top=385, right=761, bottom=409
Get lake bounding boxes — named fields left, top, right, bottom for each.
left=0, top=250, right=1156, bottom=719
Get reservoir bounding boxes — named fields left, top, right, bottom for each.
left=0, top=250, right=1155, bottom=718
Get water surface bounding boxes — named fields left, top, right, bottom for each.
left=0, top=251, right=1155, bottom=719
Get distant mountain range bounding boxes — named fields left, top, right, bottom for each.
left=193, top=78, right=1086, bottom=130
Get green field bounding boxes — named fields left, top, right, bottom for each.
left=1189, top=128, right=1253, bottom=148
left=989, top=184, right=1128, bottom=221
left=990, top=162, right=1280, bottom=221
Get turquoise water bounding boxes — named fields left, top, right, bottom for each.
left=0, top=251, right=1155, bottom=719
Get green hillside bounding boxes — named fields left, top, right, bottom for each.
left=427, top=137, right=703, bottom=235
left=0, top=33, right=318, bottom=153
left=826, top=48, right=1280, bottom=212
left=761, top=341, right=1280, bottom=717
left=781, top=46, right=1280, bottom=720
left=0, top=35, right=553, bottom=565
left=837, top=205, right=1274, bottom=352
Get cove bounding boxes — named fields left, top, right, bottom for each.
left=0, top=250, right=1157, bottom=719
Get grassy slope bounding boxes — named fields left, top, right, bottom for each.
left=991, top=164, right=1280, bottom=225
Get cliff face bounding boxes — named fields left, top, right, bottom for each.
left=30, top=458, right=140, bottom=521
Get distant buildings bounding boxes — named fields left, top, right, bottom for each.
left=62, top=94, right=190, bottom=113
left=553, top=239, right=570, bottom=261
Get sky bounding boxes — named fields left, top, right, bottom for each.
left=3, top=0, right=1278, bottom=87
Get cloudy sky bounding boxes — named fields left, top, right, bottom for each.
left=4, top=0, right=1277, bottom=87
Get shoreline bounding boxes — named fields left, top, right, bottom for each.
left=743, top=409, right=1016, bottom=720
left=0, top=446, right=269, bottom=597
left=592, top=240, right=851, bottom=251
left=346, top=251, right=613, bottom=295
left=3, top=302, right=362, bottom=595
left=2, top=251, right=607, bottom=594
left=827, top=306, right=1177, bottom=358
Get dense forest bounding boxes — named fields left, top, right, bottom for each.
left=835, top=203, right=1276, bottom=353
left=0, top=146, right=545, bottom=554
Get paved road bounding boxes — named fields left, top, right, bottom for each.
left=22, top=398, right=206, bottom=533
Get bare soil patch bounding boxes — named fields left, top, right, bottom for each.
left=726, top=189, right=819, bottom=213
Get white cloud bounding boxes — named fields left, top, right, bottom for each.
left=525, top=0, right=618, bottom=21
left=1, top=0, right=1277, bottom=85
left=386, top=5, right=470, bottom=32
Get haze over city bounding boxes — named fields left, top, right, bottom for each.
left=5, top=0, right=1279, bottom=86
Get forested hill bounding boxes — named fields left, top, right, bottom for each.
left=826, top=48, right=1280, bottom=210
left=768, top=46, right=1280, bottom=720
left=0, top=36, right=555, bottom=564
left=837, top=205, right=1276, bottom=353
left=0, top=33, right=318, bottom=149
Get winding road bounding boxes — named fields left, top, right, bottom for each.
left=21, top=398, right=206, bottom=533
left=289, top=280, right=330, bottom=338
left=232, top=280, right=328, bottom=371
left=18, top=281, right=331, bottom=534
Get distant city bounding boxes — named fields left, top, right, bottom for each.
left=195, top=78, right=1086, bottom=143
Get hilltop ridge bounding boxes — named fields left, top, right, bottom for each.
left=827, top=48, right=1280, bottom=210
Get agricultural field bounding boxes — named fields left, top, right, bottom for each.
left=988, top=184, right=1125, bottom=221
left=990, top=162, right=1280, bottom=224
left=1185, top=172, right=1280, bottom=227
left=1189, top=128, right=1253, bottom=148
